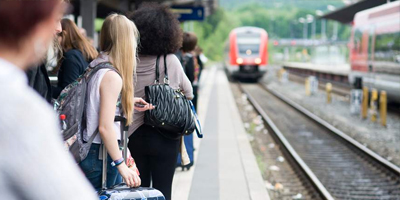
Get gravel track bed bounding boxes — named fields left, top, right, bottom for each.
left=261, top=67, right=400, bottom=167
left=230, top=83, right=322, bottom=200
left=242, top=83, right=400, bottom=200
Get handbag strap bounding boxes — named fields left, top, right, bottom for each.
left=155, top=55, right=160, bottom=83
left=189, top=100, right=203, bottom=138
left=163, top=54, right=169, bottom=84
left=155, top=54, right=170, bottom=84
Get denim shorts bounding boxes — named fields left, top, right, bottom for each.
left=79, top=144, right=121, bottom=191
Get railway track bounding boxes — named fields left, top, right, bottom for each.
left=239, top=83, right=400, bottom=200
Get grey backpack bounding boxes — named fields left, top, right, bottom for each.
left=53, top=62, right=117, bottom=163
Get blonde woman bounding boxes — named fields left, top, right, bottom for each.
left=79, top=14, right=152, bottom=190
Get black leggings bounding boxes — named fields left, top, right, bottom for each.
left=128, top=125, right=180, bottom=200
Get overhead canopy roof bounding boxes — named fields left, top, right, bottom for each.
left=69, top=0, right=217, bottom=19
left=320, top=0, right=398, bottom=24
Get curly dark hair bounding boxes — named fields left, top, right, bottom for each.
left=130, top=3, right=182, bottom=55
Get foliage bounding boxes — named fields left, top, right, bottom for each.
left=191, top=2, right=351, bottom=61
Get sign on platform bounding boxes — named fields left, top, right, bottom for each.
left=171, top=6, right=205, bottom=21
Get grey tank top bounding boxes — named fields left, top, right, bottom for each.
left=83, top=68, right=121, bottom=144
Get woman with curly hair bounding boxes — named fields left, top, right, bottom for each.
left=128, top=3, right=193, bottom=200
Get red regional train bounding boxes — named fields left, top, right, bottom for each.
left=349, top=1, right=400, bottom=102
left=224, top=26, right=268, bottom=81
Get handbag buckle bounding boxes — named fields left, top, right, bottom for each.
left=164, top=78, right=170, bottom=84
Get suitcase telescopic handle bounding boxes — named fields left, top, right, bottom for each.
left=101, top=116, right=129, bottom=190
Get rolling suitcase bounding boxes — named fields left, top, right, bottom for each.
left=98, top=116, right=166, bottom=200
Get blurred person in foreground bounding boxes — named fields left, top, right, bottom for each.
left=0, top=1, right=98, bottom=200
left=26, top=19, right=62, bottom=103
left=128, top=4, right=193, bottom=200
left=52, top=18, right=98, bottom=99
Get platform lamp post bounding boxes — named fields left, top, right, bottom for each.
left=316, top=10, right=326, bottom=40
left=307, top=14, right=316, bottom=41
left=298, top=17, right=307, bottom=40
left=327, top=5, right=338, bottom=40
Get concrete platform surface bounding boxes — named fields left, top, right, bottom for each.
left=171, top=65, right=270, bottom=200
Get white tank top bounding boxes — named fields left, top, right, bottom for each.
left=83, top=68, right=121, bottom=144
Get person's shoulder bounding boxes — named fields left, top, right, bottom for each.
left=184, top=53, right=193, bottom=58
left=65, top=49, right=82, bottom=55
left=0, top=86, right=58, bottom=135
left=101, top=69, right=122, bottom=88
left=64, top=49, right=84, bottom=60
left=166, top=54, right=182, bottom=66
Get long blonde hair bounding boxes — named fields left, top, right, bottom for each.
left=100, top=14, right=139, bottom=125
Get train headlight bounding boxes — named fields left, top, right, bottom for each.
left=255, top=58, right=262, bottom=64
left=236, top=58, right=243, bottom=64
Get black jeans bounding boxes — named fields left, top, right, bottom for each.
left=128, top=125, right=180, bottom=200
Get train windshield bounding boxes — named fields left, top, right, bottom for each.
left=237, top=33, right=261, bottom=57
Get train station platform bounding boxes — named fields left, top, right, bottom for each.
left=171, top=65, right=270, bottom=200
left=283, top=61, right=350, bottom=76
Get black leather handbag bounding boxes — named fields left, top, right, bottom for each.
left=144, top=55, right=197, bottom=140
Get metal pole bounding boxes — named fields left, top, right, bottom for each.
left=362, top=87, right=369, bottom=119
left=80, top=0, right=97, bottom=38
left=380, top=91, right=387, bottom=127
left=322, top=19, right=326, bottom=40
left=303, top=22, right=307, bottom=40
left=102, top=145, right=108, bottom=189
left=371, top=88, right=378, bottom=122
left=326, top=83, right=332, bottom=104
left=312, top=20, right=316, bottom=40
left=333, top=22, right=338, bottom=40
left=290, top=22, right=293, bottom=38
left=306, top=23, right=309, bottom=39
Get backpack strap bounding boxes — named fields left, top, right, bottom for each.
left=84, top=62, right=122, bottom=144
left=87, top=62, right=120, bottom=81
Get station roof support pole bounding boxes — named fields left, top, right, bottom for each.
left=80, top=0, right=97, bottom=38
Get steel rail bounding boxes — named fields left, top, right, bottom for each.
left=239, top=83, right=335, bottom=200
left=259, top=83, right=400, bottom=176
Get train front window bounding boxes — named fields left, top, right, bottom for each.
left=237, top=34, right=261, bottom=57
left=238, top=44, right=260, bottom=56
